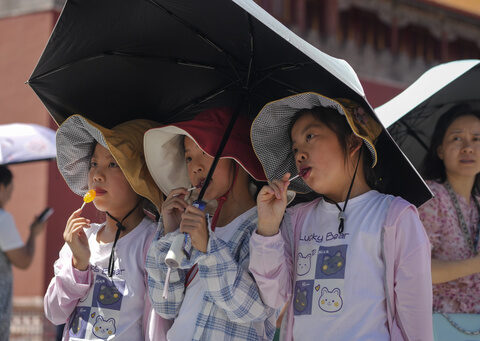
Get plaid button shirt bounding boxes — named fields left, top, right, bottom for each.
left=146, top=207, right=277, bottom=340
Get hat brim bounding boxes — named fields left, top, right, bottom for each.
left=56, top=115, right=109, bottom=196
left=144, top=126, right=192, bottom=196
left=56, top=115, right=164, bottom=211
left=144, top=125, right=263, bottom=196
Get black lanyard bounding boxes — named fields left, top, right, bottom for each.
left=105, top=201, right=141, bottom=277
left=444, top=181, right=480, bottom=255
left=324, top=148, right=362, bottom=234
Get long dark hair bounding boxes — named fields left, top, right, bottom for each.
left=289, top=106, right=383, bottom=192
left=423, top=104, right=480, bottom=194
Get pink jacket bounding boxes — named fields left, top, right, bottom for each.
left=249, top=196, right=433, bottom=341
left=44, top=224, right=172, bottom=341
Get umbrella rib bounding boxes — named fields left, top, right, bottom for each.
left=250, top=62, right=314, bottom=90
left=146, top=0, right=244, bottom=82
left=258, top=62, right=314, bottom=74
left=245, top=13, right=255, bottom=89
left=259, top=76, right=304, bottom=94
left=29, top=52, right=237, bottom=82
left=398, top=120, right=429, bottom=151
left=109, top=51, right=217, bottom=70
left=166, top=80, right=241, bottom=122
left=106, top=51, right=238, bottom=81
left=28, top=55, right=106, bottom=81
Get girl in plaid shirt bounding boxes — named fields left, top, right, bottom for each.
left=144, top=108, right=277, bottom=341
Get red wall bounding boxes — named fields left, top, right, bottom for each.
left=0, top=10, right=83, bottom=297
left=0, top=11, right=55, bottom=296
left=361, top=78, right=404, bottom=108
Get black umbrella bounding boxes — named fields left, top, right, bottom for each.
left=28, top=0, right=431, bottom=206
left=376, top=60, right=480, bottom=172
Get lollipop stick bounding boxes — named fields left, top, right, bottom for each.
left=172, top=187, right=196, bottom=198
left=80, top=201, right=86, bottom=210
left=288, top=174, right=300, bottom=181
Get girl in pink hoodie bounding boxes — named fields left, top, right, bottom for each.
left=248, top=93, right=433, bottom=341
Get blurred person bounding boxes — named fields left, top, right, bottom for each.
left=0, top=165, right=46, bottom=340
left=419, top=106, right=480, bottom=313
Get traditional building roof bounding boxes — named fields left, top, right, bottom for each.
left=426, top=0, right=480, bottom=19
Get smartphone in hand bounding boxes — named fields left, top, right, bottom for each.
left=37, top=207, right=54, bottom=223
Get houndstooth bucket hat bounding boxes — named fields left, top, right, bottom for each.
left=251, top=92, right=433, bottom=207
left=56, top=115, right=164, bottom=211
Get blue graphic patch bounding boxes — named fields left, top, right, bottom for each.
left=315, top=245, right=347, bottom=279
left=69, top=306, right=90, bottom=338
left=92, top=275, right=124, bottom=310
left=293, top=280, right=314, bottom=315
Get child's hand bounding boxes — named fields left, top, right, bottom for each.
left=257, top=173, right=290, bottom=236
left=63, top=209, right=91, bottom=271
left=162, top=188, right=189, bottom=234
left=180, top=205, right=208, bottom=253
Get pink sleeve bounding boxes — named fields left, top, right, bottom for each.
left=44, top=243, right=92, bottom=325
left=393, top=206, right=433, bottom=341
left=143, top=297, right=173, bottom=341
left=142, top=226, right=172, bottom=341
left=248, top=214, right=294, bottom=310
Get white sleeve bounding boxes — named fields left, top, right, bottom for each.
left=0, top=210, right=24, bottom=252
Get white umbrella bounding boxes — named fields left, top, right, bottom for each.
left=0, top=123, right=56, bottom=165
left=375, top=59, right=480, bottom=170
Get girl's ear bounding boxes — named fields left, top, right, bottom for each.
left=347, top=134, right=362, bottom=159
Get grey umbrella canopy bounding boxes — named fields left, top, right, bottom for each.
left=376, top=59, right=480, bottom=172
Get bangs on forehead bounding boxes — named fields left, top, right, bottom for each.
left=90, top=143, right=114, bottom=159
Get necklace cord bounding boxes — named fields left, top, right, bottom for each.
left=444, top=181, right=479, bottom=255
left=324, top=148, right=362, bottom=234
left=106, top=200, right=141, bottom=277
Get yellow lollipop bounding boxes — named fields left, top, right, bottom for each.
left=80, top=189, right=96, bottom=209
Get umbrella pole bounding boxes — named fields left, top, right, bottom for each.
left=164, top=107, right=242, bottom=279
left=196, top=108, right=241, bottom=202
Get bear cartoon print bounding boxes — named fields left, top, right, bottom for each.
left=318, top=287, right=343, bottom=313
left=294, top=225, right=349, bottom=317
left=296, top=249, right=316, bottom=276
left=68, top=274, right=125, bottom=340
left=92, top=315, right=116, bottom=339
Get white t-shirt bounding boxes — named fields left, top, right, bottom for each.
left=292, top=191, right=392, bottom=341
left=0, top=209, right=24, bottom=252
left=65, top=217, right=155, bottom=341
left=167, top=207, right=255, bottom=341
